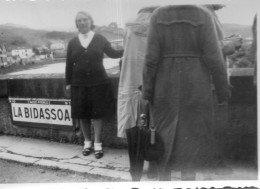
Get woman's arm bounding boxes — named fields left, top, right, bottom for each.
left=65, top=41, right=73, bottom=86
left=103, top=38, right=124, bottom=59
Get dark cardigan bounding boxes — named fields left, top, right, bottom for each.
left=65, top=33, right=123, bottom=86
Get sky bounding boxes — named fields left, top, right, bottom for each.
left=0, top=0, right=258, bottom=31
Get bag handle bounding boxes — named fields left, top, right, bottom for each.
left=149, top=104, right=156, bottom=145
left=138, top=85, right=156, bottom=144
left=140, top=102, right=156, bottom=145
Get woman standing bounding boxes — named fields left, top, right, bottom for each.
left=66, top=11, right=123, bottom=159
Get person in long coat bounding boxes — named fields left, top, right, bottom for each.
left=142, top=5, right=230, bottom=181
left=117, top=6, right=159, bottom=180
left=117, top=7, right=157, bottom=138
left=65, top=11, right=123, bottom=159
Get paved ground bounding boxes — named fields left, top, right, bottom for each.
left=0, top=135, right=258, bottom=182
left=0, top=158, right=118, bottom=183
left=0, top=135, right=131, bottom=181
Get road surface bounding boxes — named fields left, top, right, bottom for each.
left=0, top=159, right=120, bottom=183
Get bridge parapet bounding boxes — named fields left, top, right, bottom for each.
left=0, top=67, right=257, bottom=161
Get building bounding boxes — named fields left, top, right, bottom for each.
left=11, top=47, right=34, bottom=59
left=50, top=41, right=66, bottom=59
left=50, top=41, right=66, bottom=51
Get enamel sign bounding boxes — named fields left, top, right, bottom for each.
left=9, top=98, right=72, bottom=126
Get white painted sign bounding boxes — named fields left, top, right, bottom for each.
left=9, top=98, right=72, bottom=126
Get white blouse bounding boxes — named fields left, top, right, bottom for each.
left=78, top=31, right=95, bottom=48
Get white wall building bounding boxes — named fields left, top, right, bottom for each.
left=11, top=47, right=34, bottom=59
left=50, top=42, right=66, bottom=50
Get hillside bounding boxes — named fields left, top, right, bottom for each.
left=0, top=24, right=124, bottom=51
left=0, top=23, right=252, bottom=51
left=0, top=25, right=46, bottom=50
left=0, top=25, right=75, bottom=51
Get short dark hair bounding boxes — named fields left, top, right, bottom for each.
left=75, top=11, right=95, bottom=30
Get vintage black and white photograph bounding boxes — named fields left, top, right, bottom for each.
left=0, top=0, right=258, bottom=186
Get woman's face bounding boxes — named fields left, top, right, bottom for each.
left=76, top=13, right=92, bottom=34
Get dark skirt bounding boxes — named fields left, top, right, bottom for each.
left=71, top=83, right=115, bottom=119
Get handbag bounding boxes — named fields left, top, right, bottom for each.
left=126, top=97, right=164, bottom=181
left=144, top=127, right=164, bottom=162
left=139, top=102, right=164, bottom=162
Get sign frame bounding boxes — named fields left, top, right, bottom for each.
left=9, top=97, right=74, bottom=130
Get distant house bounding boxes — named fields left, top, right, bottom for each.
left=50, top=41, right=66, bottom=51
left=5, top=51, right=22, bottom=65
left=11, top=47, right=34, bottom=59
left=37, top=46, right=50, bottom=55
left=50, top=41, right=66, bottom=59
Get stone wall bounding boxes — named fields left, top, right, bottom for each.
left=0, top=77, right=127, bottom=148
left=214, top=75, right=257, bottom=164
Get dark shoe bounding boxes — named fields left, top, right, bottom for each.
left=82, top=148, right=92, bottom=156
left=94, top=150, right=104, bottom=159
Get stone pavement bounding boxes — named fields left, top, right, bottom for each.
left=0, top=135, right=131, bottom=181
left=0, top=135, right=258, bottom=181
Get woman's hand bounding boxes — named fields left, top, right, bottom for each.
left=66, top=85, right=71, bottom=90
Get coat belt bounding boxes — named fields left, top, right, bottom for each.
left=163, top=52, right=200, bottom=58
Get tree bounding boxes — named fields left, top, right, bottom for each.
left=10, top=35, right=27, bottom=46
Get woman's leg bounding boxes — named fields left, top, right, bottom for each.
left=92, top=118, right=104, bottom=159
left=92, top=118, right=103, bottom=143
left=79, top=119, right=92, bottom=156
left=79, top=119, right=91, bottom=141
